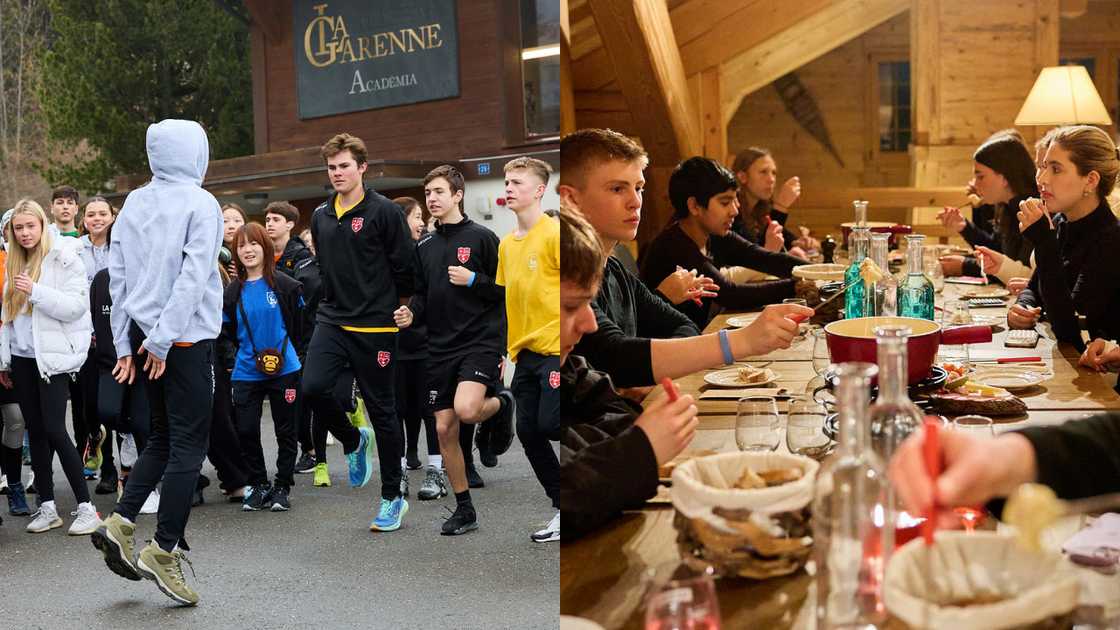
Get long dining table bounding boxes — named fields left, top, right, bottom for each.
left=560, top=282, right=1120, bottom=629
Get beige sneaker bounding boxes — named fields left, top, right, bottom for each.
left=91, top=513, right=142, bottom=581
left=136, top=541, right=199, bottom=606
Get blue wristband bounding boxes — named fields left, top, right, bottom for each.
left=718, top=329, right=734, bottom=365
left=467, top=271, right=476, bottom=287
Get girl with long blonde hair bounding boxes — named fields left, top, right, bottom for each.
left=0, top=198, right=97, bottom=534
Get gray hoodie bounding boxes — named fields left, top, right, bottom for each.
left=108, top=119, right=223, bottom=361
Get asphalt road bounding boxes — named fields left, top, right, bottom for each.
left=0, top=404, right=559, bottom=629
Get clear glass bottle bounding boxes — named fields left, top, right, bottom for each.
left=867, top=325, right=925, bottom=567
left=866, top=233, right=897, bottom=316
left=844, top=227, right=870, bottom=319
left=852, top=199, right=868, bottom=228
left=897, top=234, right=935, bottom=320
left=813, top=362, right=892, bottom=629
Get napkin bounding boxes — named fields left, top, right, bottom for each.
left=1061, top=512, right=1120, bottom=573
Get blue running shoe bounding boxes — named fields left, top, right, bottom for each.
left=7, top=481, right=29, bottom=516
left=347, top=427, right=375, bottom=488
left=370, top=496, right=408, bottom=532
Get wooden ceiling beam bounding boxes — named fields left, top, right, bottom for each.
left=561, top=0, right=576, bottom=135
left=588, top=0, right=701, bottom=164
left=719, top=0, right=910, bottom=125
left=675, top=0, right=832, bottom=77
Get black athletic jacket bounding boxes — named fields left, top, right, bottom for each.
left=573, top=257, right=699, bottom=388
left=310, top=187, right=415, bottom=328
left=561, top=355, right=659, bottom=540
left=220, top=272, right=310, bottom=359
left=276, top=236, right=322, bottom=316
left=409, top=218, right=505, bottom=357
left=91, top=268, right=116, bottom=370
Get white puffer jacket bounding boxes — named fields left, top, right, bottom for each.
left=0, top=236, right=91, bottom=378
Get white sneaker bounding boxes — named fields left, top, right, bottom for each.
left=0, top=473, right=7, bottom=493
left=26, top=500, right=62, bottom=533
left=140, top=489, right=160, bottom=515
left=530, top=511, right=560, bottom=543
left=68, top=502, right=100, bottom=535
left=120, top=433, right=138, bottom=467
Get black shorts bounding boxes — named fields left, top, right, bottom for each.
left=426, top=351, right=502, bottom=412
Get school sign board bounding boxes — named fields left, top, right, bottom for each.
left=293, top=0, right=460, bottom=119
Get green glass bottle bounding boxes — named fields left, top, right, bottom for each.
left=897, top=234, right=935, bottom=320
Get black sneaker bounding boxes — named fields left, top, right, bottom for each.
left=440, top=504, right=479, bottom=536
left=466, top=463, right=485, bottom=489
left=488, top=389, right=516, bottom=456
left=294, top=452, right=316, bottom=474
left=242, top=484, right=272, bottom=511
left=26, top=482, right=36, bottom=495
left=95, top=470, right=119, bottom=495
left=270, top=485, right=291, bottom=512
left=192, top=475, right=210, bottom=507
left=475, top=422, right=493, bottom=465
left=405, top=450, right=422, bottom=471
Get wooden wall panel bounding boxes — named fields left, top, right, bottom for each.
left=257, top=1, right=516, bottom=161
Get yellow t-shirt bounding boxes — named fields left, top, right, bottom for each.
left=333, top=192, right=396, bottom=333
left=334, top=193, right=363, bottom=219
left=496, top=214, right=560, bottom=361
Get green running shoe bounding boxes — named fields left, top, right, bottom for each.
left=91, top=513, right=142, bottom=581
left=136, top=541, right=199, bottom=606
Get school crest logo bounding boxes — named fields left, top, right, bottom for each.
left=377, top=351, right=391, bottom=367
left=266, top=291, right=278, bottom=306
left=429, top=390, right=438, bottom=405
left=548, top=371, right=560, bottom=389
left=457, top=247, right=471, bottom=264
left=285, top=388, right=297, bottom=404
left=528, top=254, right=538, bottom=271
left=351, top=217, right=364, bottom=233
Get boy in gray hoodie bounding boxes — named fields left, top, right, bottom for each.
left=91, top=119, right=223, bottom=607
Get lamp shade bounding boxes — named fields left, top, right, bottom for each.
left=1015, top=66, right=1112, bottom=126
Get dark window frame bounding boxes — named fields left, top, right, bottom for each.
left=501, top=0, right=560, bottom=148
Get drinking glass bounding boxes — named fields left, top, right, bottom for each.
left=922, top=246, right=945, bottom=293
left=735, top=396, right=782, bottom=452
left=938, top=300, right=972, bottom=369
left=786, top=396, right=831, bottom=460
left=643, top=564, right=722, bottom=630
left=953, top=414, right=995, bottom=438
left=811, top=328, right=832, bottom=376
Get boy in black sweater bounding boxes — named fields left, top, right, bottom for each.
left=399, top=166, right=514, bottom=536
left=560, top=128, right=811, bottom=390
left=559, top=205, right=699, bottom=539
left=303, top=133, right=415, bottom=532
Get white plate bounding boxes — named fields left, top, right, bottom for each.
left=725, top=314, right=758, bottom=328
left=792, top=263, right=847, bottom=282
left=970, top=367, right=1051, bottom=391
left=704, top=367, right=779, bottom=388
left=959, top=286, right=1010, bottom=299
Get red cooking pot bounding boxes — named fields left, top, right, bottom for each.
left=823, top=316, right=992, bottom=384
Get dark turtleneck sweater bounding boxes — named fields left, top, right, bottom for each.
left=1016, top=200, right=1120, bottom=351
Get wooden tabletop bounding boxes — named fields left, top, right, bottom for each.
left=561, top=282, right=1120, bottom=629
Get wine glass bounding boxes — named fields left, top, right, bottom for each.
left=811, top=328, right=831, bottom=376
left=786, top=397, right=832, bottom=460
left=643, top=564, right=722, bottom=630
left=735, top=396, right=782, bottom=452
left=783, top=298, right=809, bottom=340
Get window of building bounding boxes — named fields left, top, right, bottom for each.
left=877, top=61, right=911, bottom=152
left=520, top=0, right=560, bottom=138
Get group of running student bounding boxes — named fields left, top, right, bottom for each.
left=0, top=122, right=559, bottom=607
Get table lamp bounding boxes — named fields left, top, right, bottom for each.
left=1015, top=65, right=1112, bottom=126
